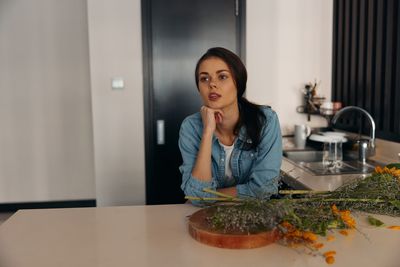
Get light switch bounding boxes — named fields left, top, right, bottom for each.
left=111, top=77, right=124, bottom=90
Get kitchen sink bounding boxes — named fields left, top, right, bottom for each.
left=283, top=150, right=324, bottom=162
left=283, top=150, right=377, bottom=175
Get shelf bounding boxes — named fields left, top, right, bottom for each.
left=296, top=106, right=337, bottom=123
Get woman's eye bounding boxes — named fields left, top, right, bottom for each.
left=219, top=74, right=228, bottom=80
left=199, top=76, right=209, bottom=82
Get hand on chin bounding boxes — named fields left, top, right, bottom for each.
left=205, top=104, right=224, bottom=124
left=214, top=112, right=223, bottom=124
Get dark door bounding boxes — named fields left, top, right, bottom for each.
left=142, top=0, right=245, bottom=204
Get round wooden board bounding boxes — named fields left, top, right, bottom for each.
left=188, top=207, right=280, bottom=249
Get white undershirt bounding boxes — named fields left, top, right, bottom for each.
left=219, top=141, right=235, bottom=186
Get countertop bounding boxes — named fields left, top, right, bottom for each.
left=281, top=137, right=388, bottom=191
left=1, top=205, right=400, bottom=267
left=280, top=157, right=371, bottom=191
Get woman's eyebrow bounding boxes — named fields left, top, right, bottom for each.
left=216, top=69, right=229, bottom=73
left=199, top=69, right=229, bottom=75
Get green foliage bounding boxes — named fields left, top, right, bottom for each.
left=329, top=173, right=400, bottom=216
left=367, top=216, right=384, bottom=227
left=385, top=163, right=400, bottom=169
left=202, top=171, right=400, bottom=235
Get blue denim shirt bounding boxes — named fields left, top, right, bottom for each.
left=179, top=106, right=282, bottom=203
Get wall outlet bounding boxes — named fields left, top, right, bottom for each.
left=111, top=77, right=124, bottom=90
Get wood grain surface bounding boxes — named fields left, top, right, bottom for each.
left=188, top=207, right=280, bottom=249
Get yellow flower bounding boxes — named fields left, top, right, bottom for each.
left=339, top=210, right=356, bottom=228
left=331, top=204, right=339, bottom=215
left=339, top=230, right=348, bottom=236
left=325, top=256, right=335, bottom=264
left=331, top=204, right=356, bottom=228
left=374, top=166, right=400, bottom=178
left=326, top=235, right=335, bottom=241
left=303, top=231, right=318, bottom=242
left=323, top=251, right=336, bottom=257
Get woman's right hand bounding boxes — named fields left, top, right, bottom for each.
left=200, top=106, right=223, bottom=133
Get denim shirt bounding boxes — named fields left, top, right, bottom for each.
left=179, top=106, right=282, bottom=204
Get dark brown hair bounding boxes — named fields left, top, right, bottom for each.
left=195, top=47, right=266, bottom=150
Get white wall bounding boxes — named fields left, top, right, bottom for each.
left=0, top=0, right=95, bottom=202
left=246, top=0, right=333, bottom=135
left=87, top=0, right=146, bottom=206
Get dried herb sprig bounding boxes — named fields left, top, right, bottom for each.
left=187, top=166, right=400, bottom=235
left=205, top=199, right=290, bottom=234
left=187, top=166, right=400, bottom=265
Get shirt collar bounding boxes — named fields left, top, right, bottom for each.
left=211, top=126, right=252, bottom=144
left=238, top=126, right=252, bottom=144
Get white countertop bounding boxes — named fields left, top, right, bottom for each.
left=0, top=204, right=400, bottom=267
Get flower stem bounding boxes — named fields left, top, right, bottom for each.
left=279, top=190, right=331, bottom=195
left=185, top=196, right=235, bottom=201
left=203, top=188, right=242, bottom=201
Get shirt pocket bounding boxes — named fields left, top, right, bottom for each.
left=238, top=150, right=258, bottom=180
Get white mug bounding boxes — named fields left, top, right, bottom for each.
left=294, top=124, right=311, bottom=149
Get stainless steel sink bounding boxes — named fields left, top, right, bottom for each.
left=283, top=150, right=324, bottom=162
left=283, top=150, right=377, bottom=175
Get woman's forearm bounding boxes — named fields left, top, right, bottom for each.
left=191, top=129, right=214, bottom=181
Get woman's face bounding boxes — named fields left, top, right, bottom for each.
left=197, top=57, right=238, bottom=110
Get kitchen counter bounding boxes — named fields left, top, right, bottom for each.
left=281, top=136, right=399, bottom=191
left=280, top=157, right=371, bottom=191
left=1, top=205, right=400, bottom=267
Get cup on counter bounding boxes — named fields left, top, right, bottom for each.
left=322, top=140, right=343, bottom=169
left=294, top=124, right=311, bottom=149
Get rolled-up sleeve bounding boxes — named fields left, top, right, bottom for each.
left=178, top=118, right=219, bottom=202
left=236, top=110, right=282, bottom=199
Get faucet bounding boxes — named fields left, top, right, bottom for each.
left=330, top=106, right=376, bottom=163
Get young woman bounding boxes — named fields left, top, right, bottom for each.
left=179, top=47, right=282, bottom=204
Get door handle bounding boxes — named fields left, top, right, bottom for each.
left=156, top=120, right=165, bottom=145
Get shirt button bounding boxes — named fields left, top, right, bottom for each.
left=251, top=153, right=254, bottom=157
left=221, top=158, right=225, bottom=162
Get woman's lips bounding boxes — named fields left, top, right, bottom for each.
left=208, top=93, right=221, bottom=101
